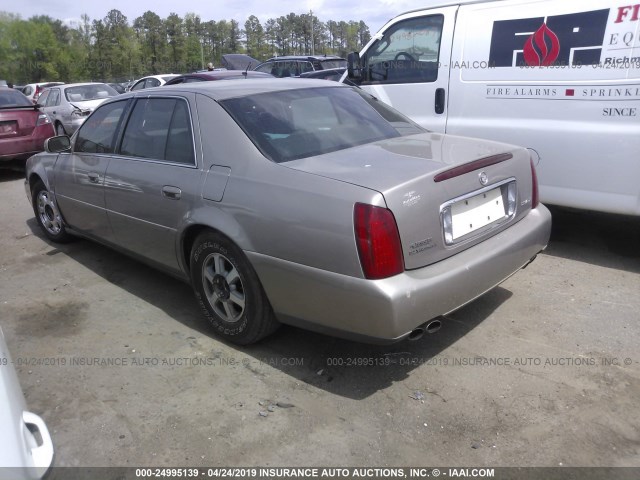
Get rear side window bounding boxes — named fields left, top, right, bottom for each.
left=74, top=101, right=127, bottom=154
left=255, top=63, right=274, bottom=74
left=35, top=90, right=49, bottom=106
left=120, top=98, right=194, bottom=165
left=46, top=89, right=60, bottom=107
left=363, top=15, right=443, bottom=84
left=131, top=80, right=146, bottom=91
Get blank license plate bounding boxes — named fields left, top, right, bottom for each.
left=451, top=187, right=506, bottom=240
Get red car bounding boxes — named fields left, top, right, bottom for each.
left=0, top=88, right=54, bottom=161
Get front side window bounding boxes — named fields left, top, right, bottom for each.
left=120, top=98, right=194, bottom=164
left=146, top=78, right=161, bottom=88
left=220, top=86, right=423, bottom=163
left=363, top=15, right=443, bottom=84
left=74, top=101, right=127, bottom=154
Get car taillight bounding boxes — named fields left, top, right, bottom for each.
left=354, top=203, right=404, bottom=280
left=36, top=114, right=51, bottom=126
left=33, top=86, right=41, bottom=103
left=530, top=156, right=539, bottom=209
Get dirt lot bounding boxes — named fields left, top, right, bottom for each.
left=1, top=167, right=639, bottom=468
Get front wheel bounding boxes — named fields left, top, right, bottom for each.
left=55, top=123, right=66, bottom=136
left=31, top=180, right=73, bottom=243
left=190, top=231, right=279, bottom=345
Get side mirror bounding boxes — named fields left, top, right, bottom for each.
left=347, top=52, right=362, bottom=80
left=45, top=135, right=71, bottom=153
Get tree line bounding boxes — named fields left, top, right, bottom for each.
left=0, top=9, right=371, bottom=84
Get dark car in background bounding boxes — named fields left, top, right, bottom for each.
left=299, top=67, right=348, bottom=82
left=220, top=54, right=261, bottom=71
left=0, top=88, right=54, bottom=162
left=163, top=70, right=273, bottom=85
left=254, top=55, right=346, bottom=78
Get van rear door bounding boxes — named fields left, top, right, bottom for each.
left=356, top=6, right=457, bottom=133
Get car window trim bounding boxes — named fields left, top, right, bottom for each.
left=114, top=95, right=198, bottom=168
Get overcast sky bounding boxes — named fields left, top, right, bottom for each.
left=2, top=0, right=441, bottom=36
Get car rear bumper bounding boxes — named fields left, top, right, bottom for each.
left=0, top=129, right=51, bottom=161
left=247, top=205, right=552, bottom=343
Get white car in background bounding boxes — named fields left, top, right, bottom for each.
left=20, top=83, right=64, bottom=104
left=37, top=83, right=119, bottom=136
left=0, top=326, right=53, bottom=480
left=127, top=74, right=179, bottom=91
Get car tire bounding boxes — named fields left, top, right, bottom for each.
left=190, top=231, right=279, bottom=345
left=55, top=123, right=66, bottom=136
left=31, top=180, right=73, bottom=243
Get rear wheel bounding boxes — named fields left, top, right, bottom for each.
left=190, top=231, right=279, bottom=345
left=31, top=180, right=72, bottom=243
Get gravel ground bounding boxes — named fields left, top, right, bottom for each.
left=1, top=167, right=639, bottom=469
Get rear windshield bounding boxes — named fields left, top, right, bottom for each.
left=0, top=89, right=33, bottom=108
left=220, top=86, right=423, bottom=163
left=319, top=59, right=347, bottom=69
left=65, top=84, right=118, bottom=102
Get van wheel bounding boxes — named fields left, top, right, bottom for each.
left=32, top=180, right=72, bottom=243
left=190, top=231, right=279, bottom=345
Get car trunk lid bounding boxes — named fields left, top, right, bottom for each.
left=284, top=132, right=535, bottom=270
left=0, top=108, right=39, bottom=138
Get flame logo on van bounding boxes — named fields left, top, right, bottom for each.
left=523, top=23, right=560, bottom=66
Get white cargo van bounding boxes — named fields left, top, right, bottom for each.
left=346, top=0, right=640, bottom=215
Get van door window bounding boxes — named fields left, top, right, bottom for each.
left=363, top=15, right=444, bottom=84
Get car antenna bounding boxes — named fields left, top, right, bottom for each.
left=243, top=63, right=252, bottom=77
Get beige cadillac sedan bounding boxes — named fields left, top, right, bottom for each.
left=25, top=79, right=551, bottom=345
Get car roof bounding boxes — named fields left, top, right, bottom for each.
left=263, top=55, right=345, bottom=61
left=168, top=71, right=272, bottom=82
left=136, top=78, right=346, bottom=101
left=139, top=74, right=178, bottom=80
left=55, top=82, right=110, bottom=89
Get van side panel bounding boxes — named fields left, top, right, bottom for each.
left=446, top=0, right=640, bottom=215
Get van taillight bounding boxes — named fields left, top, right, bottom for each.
left=530, top=157, right=539, bottom=209
left=354, top=203, right=404, bottom=280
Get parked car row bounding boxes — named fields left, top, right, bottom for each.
left=0, top=60, right=350, bottom=165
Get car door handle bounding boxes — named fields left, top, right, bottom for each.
left=162, top=185, right=182, bottom=200
left=435, top=88, right=446, bottom=115
left=87, top=172, right=100, bottom=184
